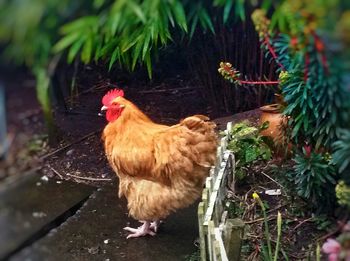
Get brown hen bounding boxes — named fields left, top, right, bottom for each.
left=101, top=89, right=217, bottom=238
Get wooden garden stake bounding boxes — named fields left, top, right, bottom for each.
left=222, top=218, right=245, bottom=261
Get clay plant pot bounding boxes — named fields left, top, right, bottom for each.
left=259, top=104, right=284, bottom=140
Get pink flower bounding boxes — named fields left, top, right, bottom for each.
left=322, top=239, right=341, bottom=261
left=329, top=253, right=339, bottom=261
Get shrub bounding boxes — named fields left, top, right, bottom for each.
left=227, top=121, right=272, bottom=180
left=287, top=149, right=337, bottom=211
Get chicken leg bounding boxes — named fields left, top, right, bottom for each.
left=150, top=220, right=162, bottom=232
left=123, top=221, right=156, bottom=239
left=138, top=220, right=162, bottom=232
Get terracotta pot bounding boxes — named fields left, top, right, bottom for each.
left=259, top=104, right=284, bottom=139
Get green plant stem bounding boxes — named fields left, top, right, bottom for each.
left=258, top=199, right=273, bottom=259
left=316, top=243, right=321, bottom=261
left=273, top=212, right=282, bottom=261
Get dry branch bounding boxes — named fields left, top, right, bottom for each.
left=66, top=173, right=112, bottom=181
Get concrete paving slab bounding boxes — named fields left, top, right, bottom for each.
left=11, top=184, right=199, bottom=261
left=0, top=171, right=95, bottom=260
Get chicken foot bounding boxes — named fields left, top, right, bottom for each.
left=150, top=220, right=162, bottom=232
left=123, top=221, right=156, bottom=239
left=139, top=220, right=162, bottom=232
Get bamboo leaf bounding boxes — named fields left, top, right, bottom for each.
left=223, top=0, right=233, bottom=24
left=61, top=16, right=98, bottom=34
left=127, top=1, right=146, bottom=23
left=108, top=47, right=119, bottom=71
left=142, top=32, right=151, bottom=59
left=67, top=37, right=85, bottom=64
left=53, top=33, right=80, bottom=53
left=145, top=50, right=152, bottom=79
left=199, top=8, right=215, bottom=34
left=93, top=0, right=105, bottom=9
left=121, top=35, right=139, bottom=52
left=81, top=34, right=93, bottom=63
left=189, top=13, right=199, bottom=38
left=235, top=0, right=246, bottom=22
left=132, top=38, right=144, bottom=70
left=164, top=4, right=175, bottom=27
left=172, top=1, right=188, bottom=32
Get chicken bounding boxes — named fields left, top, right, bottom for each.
left=101, top=89, right=217, bottom=239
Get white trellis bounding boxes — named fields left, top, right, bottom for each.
left=198, top=122, right=244, bottom=261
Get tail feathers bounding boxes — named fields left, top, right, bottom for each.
left=181, top=115, right=216, bottom=131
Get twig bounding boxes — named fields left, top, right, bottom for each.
left=293, top=217, right=314, bottom=231
left=240, top=80, right=279, bottom=85
left=261, top=171, right=285, bottom=189
left=66, top=81, right=110, bottom=101
left=244, top=215, right=277, bottom=224
left=48, top=164, right=63, bottom=179
left=246, top=233, right=261, bottom=239
left=48, top=53, right=62, bottom=77
left=266, top=203, right=288, bottom=214
left=40, top=129, right=102, bottom=161
left=58, top=109, right=102, bottom=117
left=66, top=173, right=112, bottom=181
left=139, top=87, right=201, bottom=94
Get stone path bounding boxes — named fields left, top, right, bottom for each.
left=1, top=171, right=198, bottom=261
left=0, top=170, right=94, bottom=260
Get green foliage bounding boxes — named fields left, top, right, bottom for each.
left=53, top=0, right=249, bottom=78
left=273, top=33, right=349, bottom=212
left=250, top=4, right=350, bottom=212
left=227, top=122, right=272, bottom=179
left=268, top=0, right=340, bottom=35
left=276, top=39, right=350, bottom=149
left=0, top=0, right=85, bottom=142
left=333, top=129, right=350, bottom=173
left=287, top=149, right=337, bottom=211
left=336, top=180, right=350, bottom=209
left=0, top=0, right=81, bottom=67
left=226, top=200, right=245, bottom=218
left=312, top=215, right=333, bottom=231
left=54, top=0, right=193, bottom=78
left=33, top=66, right=57, bottom=144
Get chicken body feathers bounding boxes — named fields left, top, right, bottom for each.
left=103, top=98, right=217, bottom=220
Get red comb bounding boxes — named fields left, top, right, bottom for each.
left=102, top=89, right=124, bottom=106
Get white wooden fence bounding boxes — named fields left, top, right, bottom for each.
left=198, top=122, right=244, bottom=261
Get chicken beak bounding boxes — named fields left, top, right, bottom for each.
left=99, top=105, right=108, bottom=117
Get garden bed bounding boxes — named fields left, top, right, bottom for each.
left=222, top=119, right=337, bottom=261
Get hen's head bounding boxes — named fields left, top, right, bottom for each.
left=101, top=89, right=125, bottom=122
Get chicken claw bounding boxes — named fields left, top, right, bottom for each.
left=139, top=220, right=162, bottom=232
left=123, top=221, right=156, bottom=239
left=150, top=220, right=162, bottom=233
